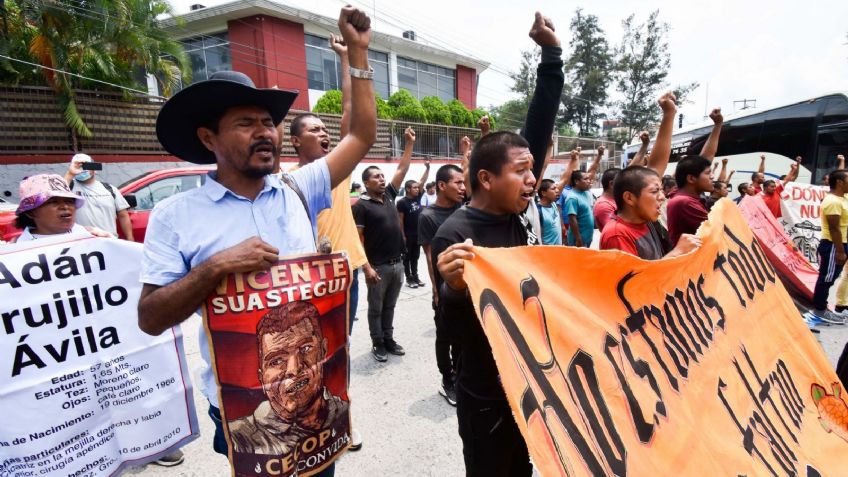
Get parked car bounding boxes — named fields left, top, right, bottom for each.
left=0, top=166, right=214, bottom=243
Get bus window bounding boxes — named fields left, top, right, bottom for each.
left=815, top=127, right=848, bottom=184
left=823, top=96, right=848, bottom=125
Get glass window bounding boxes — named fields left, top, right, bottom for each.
left=305, top=33, right=390, bottom=98
left=132, top=175, right=204, bottom=211
left=396, top=56, right=455, bottom=101
left=180, top=33, right=231, bottom=87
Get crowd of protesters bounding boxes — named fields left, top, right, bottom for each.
left=5, top=5, right=848, bottom=477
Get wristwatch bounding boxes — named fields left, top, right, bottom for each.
left=349, top=66, right=374, bottom=80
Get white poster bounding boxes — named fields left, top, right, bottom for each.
left=779, top=182, right=827, bottom=268
left=0, top=236, right=198, bottom=477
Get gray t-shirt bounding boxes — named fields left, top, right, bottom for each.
left=73, top=180, right=129, bottom=235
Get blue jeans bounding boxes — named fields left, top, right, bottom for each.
left=208, top=405, right=336, bottom=476
left=349, top=268, right=359, bottom=335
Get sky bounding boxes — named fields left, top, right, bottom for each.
left=171, top=0, right=848, bottom=131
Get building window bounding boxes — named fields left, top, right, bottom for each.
left=305, top=33, right=389, bottom=99
left=181, top=32, right=231, bottom=85
left=397, top=57, right=455, bottom=102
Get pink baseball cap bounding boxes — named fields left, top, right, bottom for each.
left=16, top=174, right=85, bottom=215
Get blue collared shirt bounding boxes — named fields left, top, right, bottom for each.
left=140, top=158, right=331, bottom=406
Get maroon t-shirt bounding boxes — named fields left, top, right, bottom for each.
left=666, top=191, right=708, bottom=246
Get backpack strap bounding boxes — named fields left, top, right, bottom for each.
left=279, top=173, right=319, bottom=247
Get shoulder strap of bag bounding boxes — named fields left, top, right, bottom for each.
left=280, top=173, right=318, bottom=246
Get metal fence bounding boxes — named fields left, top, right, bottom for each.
left=0, top=85, right=623, bottom=165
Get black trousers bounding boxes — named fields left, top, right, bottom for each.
left=434, top=300, right=458, bottom=382
left=456, top=386, right=531, bottom=477
left=403, top=235, right=421, bottom=280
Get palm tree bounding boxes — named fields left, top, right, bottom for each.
left=2, top=0, right=190, bottom=149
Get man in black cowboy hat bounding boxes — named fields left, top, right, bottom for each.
left=137, top=6, right=375, bottom=472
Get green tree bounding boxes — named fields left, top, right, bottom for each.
left=613, top=10, right=697, bottom=140
left=420, top=96, right=451, bottom=124
left=492, top=48, right=539, bottom=132
left=388, top=89, right=426, bottom=122
left=447, top=99, right=473, bottom=127
left=561, top=9, right=612, bottom=136
left=376, top=97, right=393, bottom=119
left=312, top=89, right=342, bottom=114
left=0, top=0, right=190, bottom=148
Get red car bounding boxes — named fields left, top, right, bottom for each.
left=0, top=166, right=215, bottom=243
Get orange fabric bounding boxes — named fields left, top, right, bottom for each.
left=287, top=168, right=367, bottom=269
left=463, top=199, right=847, bottom=476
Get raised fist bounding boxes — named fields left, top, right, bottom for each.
left=597, top=144, right=605, bottom=155
left=338, top=5, right=371, bottom=50
left=528, top=12, right=559, bottom=47
left=405, top=126, right=416, bottom=143
left=569, top=149, right=579, bottom=162
left=639, top=131, right=650, bottom=144
left=658, top=91, right=677, bottom=114
left=477, top=115, right=491, bottom=135
left=722, top=157, right=728, bottom=165
left=329, top=33, right=347, bottom=56
left=459, top=136, right=472, bottom=155
left=709, top=108, right=723, bottom=125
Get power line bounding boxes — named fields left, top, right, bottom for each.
left=0, top=54, right=165, bottom=98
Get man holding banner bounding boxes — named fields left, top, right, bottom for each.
left=432, top=11, right=563, bottom=476
left=137, top=5, right=376, bottom=474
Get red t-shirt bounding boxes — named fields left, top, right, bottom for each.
left=761, top=183, right=785, bottom=218
left=593, top=195, right=617, bottom=232
left=666, top=191, right=708, bottom=246
left=600, top=216, right=665, bottom=260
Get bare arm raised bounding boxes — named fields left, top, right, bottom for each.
left=324, top=6, right=376, bottom=188
left=629, top=131, right=650, bottom=167
left=330, top=34, right=352, bottom=140
left=700, top=108, right=723, bottom=161
left=646, top=92, right=677, bottom=176
left=391, top=127, right=416, bottom=191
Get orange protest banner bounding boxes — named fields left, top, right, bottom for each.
left=737, top=196, right=817, bottom=304
left=463, top=200, right=847, bottom=476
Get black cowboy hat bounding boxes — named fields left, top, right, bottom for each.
left=156, top=70, right=298, bottom=164
left=795, top=220, right=821, bottom=231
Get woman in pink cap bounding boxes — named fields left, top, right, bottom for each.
left=13, top=174, right=109, bottom=242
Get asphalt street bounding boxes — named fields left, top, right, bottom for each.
left=132, top=253, right=848, bottom=477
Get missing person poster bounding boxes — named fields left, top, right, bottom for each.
left=780, top=182, right=828, bottom=267
left=0, top=236, right=198, bottom=477
left=463, top=199, right=848, bottom=476
left=203, top=253, right=351, bottom=477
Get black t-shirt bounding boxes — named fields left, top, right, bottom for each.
left=352, top=184, right=404, bottom=265
left=417, top=204, right=459, bottom=247
left=396, top=195, right=423, bottom=239
left=430, top=206, right=537, bottom=400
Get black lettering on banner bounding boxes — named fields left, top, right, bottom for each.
left=479, top=283, right=617, bottom=476
left=715, top=227, right=777, bottom=308
left=806, top=465, right=822, bottom=477
left=618, top=272, right=681, bottom=393
left=717, top=378, right=780, bottom=477
left=718, top=349, right=808, bottom=477
left=618, top=272, right=724, bottom=394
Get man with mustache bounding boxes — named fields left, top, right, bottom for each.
left=228, top=302, right=348, bottom=455
left=138, top=7, right=375, bottom=473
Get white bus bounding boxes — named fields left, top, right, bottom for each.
left=624, top=93, right=848, bottom=190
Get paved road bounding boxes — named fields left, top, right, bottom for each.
left=132, top=255, right=848, bottom=477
